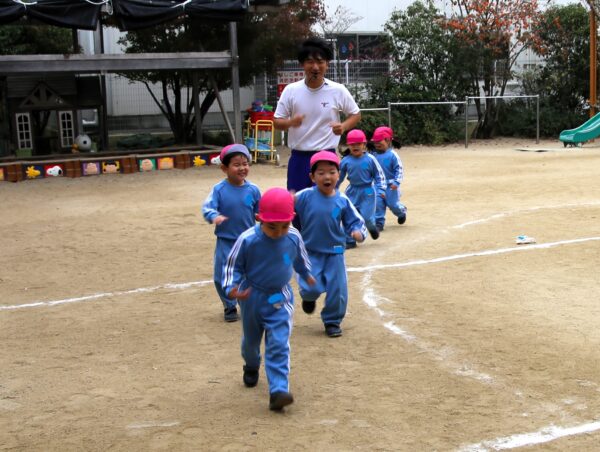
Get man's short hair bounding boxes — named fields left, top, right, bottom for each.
left=298, top=37, right=334, bottom=63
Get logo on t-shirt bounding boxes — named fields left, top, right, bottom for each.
left=321, top=102, right=329, bottom=108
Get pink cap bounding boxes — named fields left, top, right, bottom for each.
left=371, top=126, right=393, bottom=142
left=310, top=150, right=340, bottom=169
left=257, top=187, right=295, bottom=222
left=220, top=143, right=251, bottom=162
left=346, top=129, right=367, bottom=145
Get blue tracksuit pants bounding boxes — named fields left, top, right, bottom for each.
left=287, top=149, right=336, bottom=230
left=346, top=184, right=377, bottom=244
left=214, top=238, right=237, bottom=310
left=375, top=186, right=406, bottom=228
left=298, top=252, right=347, bottom=326
left=239, top=286, right=294, bottom=394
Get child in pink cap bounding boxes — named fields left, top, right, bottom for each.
left=370, top=126, right=407, bottom=230
left=223, top=188, right=315, bottom=411
left=336, top=129, right=386, bottom=247
left=202, top=144, right=261, bottom=322
left=295, top=151, right=367, bottom=337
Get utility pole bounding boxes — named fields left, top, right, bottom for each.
left=587, top=1, right=598, bottom=117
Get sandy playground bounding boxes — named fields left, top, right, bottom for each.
left=1, top=138, right=600, bottom=451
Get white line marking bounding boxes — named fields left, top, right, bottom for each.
left=453, top=201, right=600, bottom=229
left=360, top=273, right=494, bottom=384
left=348, top=237, right=600, bottom=273
left=126, top=421, right=181, bottom=429
left=459, top=419, right=600, bottom=451
left=1, top=280, right=212, bottom=311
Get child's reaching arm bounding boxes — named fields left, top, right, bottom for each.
left=202, top=186, right=227, bottom=225
left=222, top=235, right=251, bottom=300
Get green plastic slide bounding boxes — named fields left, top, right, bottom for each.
left=559, top=112, right=600, bottom=146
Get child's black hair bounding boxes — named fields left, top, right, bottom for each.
left=222, top=152, right=250, bottom=167
left=298, top=37, right=333, bottom=63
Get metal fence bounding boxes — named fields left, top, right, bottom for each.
left=256, top=59, right=391, bottom=106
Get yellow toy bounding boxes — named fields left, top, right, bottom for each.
left=26, top=166, right=41, bottom=179
left=193, top=156, right=206, bottom=167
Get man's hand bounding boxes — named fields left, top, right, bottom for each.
left=331, top=122, right=344, bottom=136
left=289, top=114, right=305, bottom=128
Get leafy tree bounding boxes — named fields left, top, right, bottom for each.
left=534, top=3, right=589, bottom=112
left=361, top=1, right=466, bottom=144
left=0, top=22, right=75, bottom=55
left=445, top=0, right=544, bottom=138
left=117, top=0, right=324, bottom=144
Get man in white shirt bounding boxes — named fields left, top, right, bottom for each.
left=274, top=37, right=361, bottom=201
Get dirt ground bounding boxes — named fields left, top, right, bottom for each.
left=2, top=138, right=600, bottom=451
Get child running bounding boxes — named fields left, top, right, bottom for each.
left=202, top=144, right=261, bottom=322
left=295, top=151, right=367, bottom=338
left=222, top=188, right=315, bottom=411
left=371, top=126, right=407, bottom=230
left=337, top=129, right=386, bottom=248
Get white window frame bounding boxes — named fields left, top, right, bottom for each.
left=58, top=110, right=75, bottom=148
left=16, top=112, right=32, bottom=149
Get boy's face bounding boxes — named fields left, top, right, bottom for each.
left=310, top=161, right=339, bottom=196
left=259, top=221, right=291, bottom=239
left=348, top=142, right=366, bottom=157
left=221, top=154, right=250, bottom=186
left=373, top=139, right=389, bottom=152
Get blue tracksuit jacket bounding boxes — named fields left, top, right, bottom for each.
left=222, top=224, right=312, bottom=394
left=202, top=179, right=261, bottom=310
left=337, top=152, right=385, bottom=239
left=295, top=186, right=367, bottom=325
left=372, top=148, right=406, bottom=227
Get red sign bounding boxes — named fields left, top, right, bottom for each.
left=277, top=70, right=305, bottom=97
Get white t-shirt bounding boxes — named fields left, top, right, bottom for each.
left=274, top=78, right=360, bottom=151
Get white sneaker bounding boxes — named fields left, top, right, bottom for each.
left=516, top=235, right=536, bottom=245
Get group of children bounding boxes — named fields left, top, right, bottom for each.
left=201, top=127, right=406, bottom=412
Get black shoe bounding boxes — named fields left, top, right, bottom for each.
left=368, top=227, right=379, bottom=240
left=325, top=324, right=342, bottom=338
left=397, top=213, right=406, bottom=225
left=224, top=306, right=239, bottom=322
left=269, top=391, right=294, bottom=411
left=345, top=242, right=357, bottom=249
left=243, top=365, right=259, bottom=387
left=302, top=300, right=316, bottom=314
left=376, top=224, right=384, bottom=232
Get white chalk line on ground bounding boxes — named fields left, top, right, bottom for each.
left=453, top=201, right=600, bottom=229
left=348, top=236, right=600, bottom=273
left=361, top=271, right=495, bottom=385
left=4, top=236, right=599, bottom=312
left=126, top=421, right=181, bottom=430
left=0, top=280, right=212, bottom=311
left=358, top=228, right=600, bottom=448
left=458, top=419, right=600, bottom=451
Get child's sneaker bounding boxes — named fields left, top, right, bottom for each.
left=397, top=213, right=406, bottom=225
left=302, top=300, right=316, bottom=314
left=376, top=224, right=384, bottom=232
left=224, top=306, right=239, bottom=322
left=269, top=391, right=294, bottom=411
left=325, top=324, right=342, bottom=338
left=368, top=227, right=379, bottom=240
left=243, top=365, right=259, bottom=387
left=345, top=242, right=357, bottom=249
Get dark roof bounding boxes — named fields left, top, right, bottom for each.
left=0, top=0, right=250, bottom=31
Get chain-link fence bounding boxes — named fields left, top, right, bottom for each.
left=255, top=59, right=391, bottom=106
